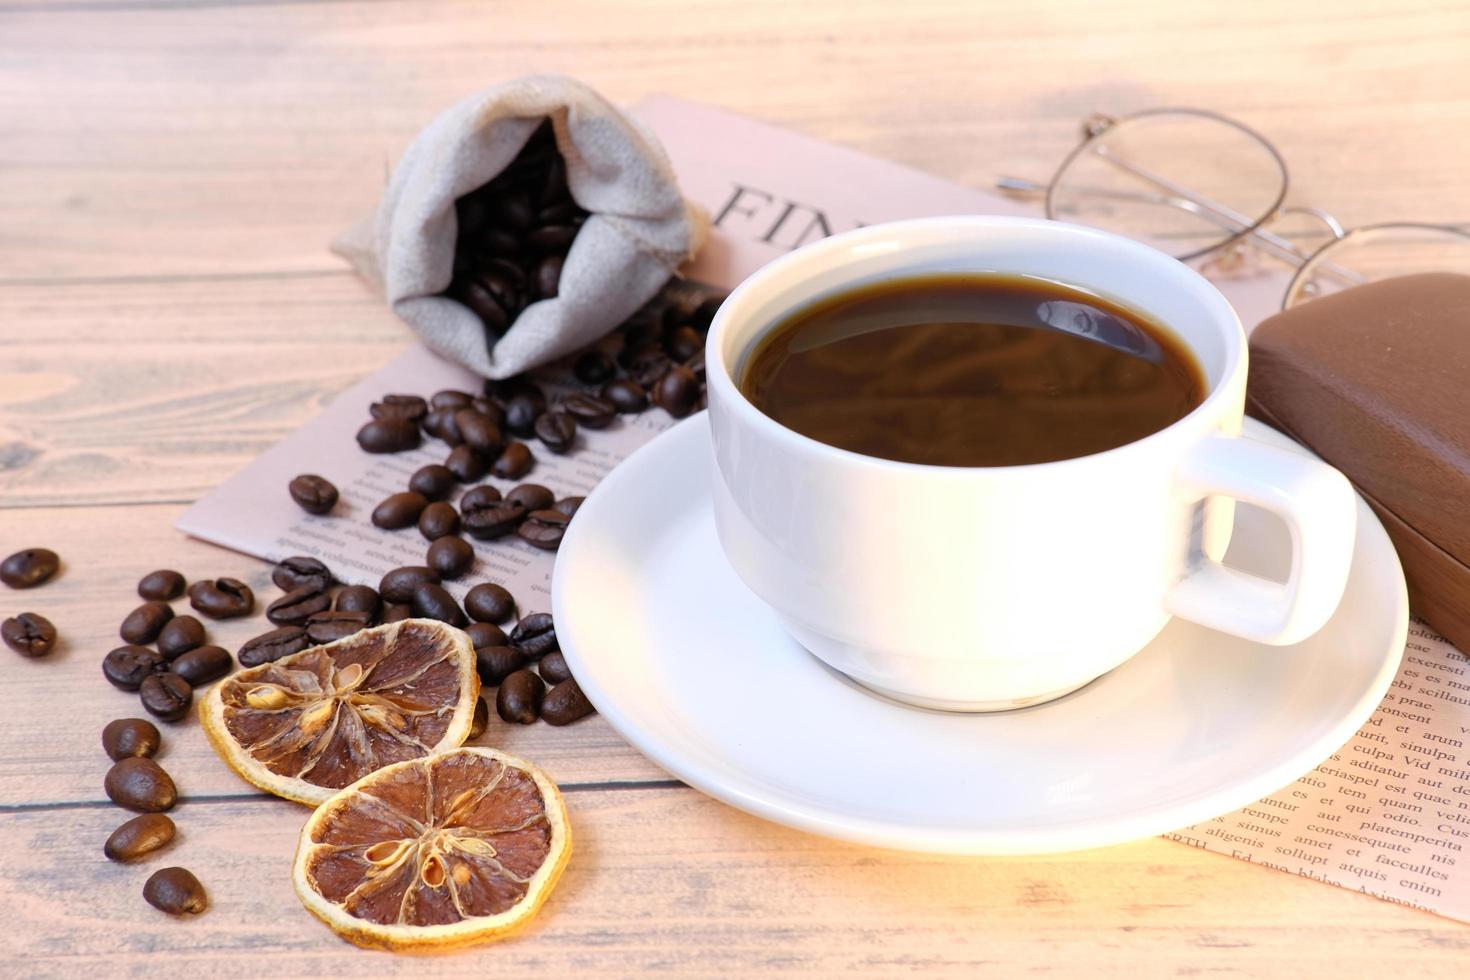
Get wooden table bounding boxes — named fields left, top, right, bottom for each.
left=3, top=0, right=1468, bottom=974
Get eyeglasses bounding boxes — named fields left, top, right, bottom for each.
left=997, top=107, right=1470, bottom=309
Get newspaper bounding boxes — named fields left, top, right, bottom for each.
left=178, top=96, right=1468, bottom=921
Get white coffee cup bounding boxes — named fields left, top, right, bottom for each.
left=705, top=216, right=1357, bottom=712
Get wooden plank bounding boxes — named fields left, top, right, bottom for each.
left=5, top=791, right=1467, bottom=976
left=0, top=502, right=670, bottom=806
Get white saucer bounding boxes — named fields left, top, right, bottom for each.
left=553, top=416, right=1407, bottom=854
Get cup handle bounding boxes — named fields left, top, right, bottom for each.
left=1165, top=432, right=1357, bottom=645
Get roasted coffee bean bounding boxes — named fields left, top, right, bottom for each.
left=356, top=417, right=422, bottom=454
left=288, top=474, right=338, bottom=515
left=551, top=496, right=584, bottom=518
left=139, top=672, right=192, bottom=723
left=305, top=610, right=369, bottom=645
left=469, top=697, right=489, bottom=740
left=542, top=678, right=595, bottom=726
left=1, top=547, right=59, bottom=589
left=105, top=813, right=176, bottom=863
left=430, top=389, right=475, bottom=411
left=470, top=397, right=506, bottom=426
left=525, top=223, right=576, bottom=253
left=406, top=464, right=455, bottom=501
left=460, top=484, right=503, bottom=509
left=188, top=578, right=254, bottom=619
left=476, top=645, right=527, bottom=687
left=536, top=198, right=576, bottom=225
left=510, top=612, right=558, bottom=659
left=418, top=501, right=461, bottom=541
left=103, top=645, right=167, bottom=690
left=654, top=365, right=701, bottom=418
left=157, top=615, right=206, bottom=660
left=625, top=346, right=673, bottom=388
left=370, top=393, right=428, bottom=423
left=381, top=602, right=413, bottom=624
left=170, top=645, right=232, bottom=686
left=561, top=393, right=616, bottom=429
left=379, top=566, right=441, bottom=604
left=463, top=500, right=526, bottom=540
left=691, top=295, right=725, bottom=331
left=490, top=189, right=536, bottom=231
left=496, top=669, right=545, bottom=724
left=621, top=311, right=663, bottom=351
left=372, top=491, right=429, bottom=530
left=538, top=650, right=573, bottom=685
left=3, top=612, right=56, bottom=657
left=684, top=347, right=706, bottom=383
left=143, top=867, right=207, bottom=915
left=120, top=600, right=174, bottom=645
left=453, top=410, right=504, bottom=457
left=137, top=569, right=186, bottom=601
left=475, top=269, right=523, bottom=316
left=422, top=407, right=465, bottom=446
left=574, top=349, right=615, bottom=385
left=501, top=395, right=542, bottom=438
left=664, top=325, right=703, bottom=362
left=452, top=276, right=511, bottom=333
left=532, top=254, right=563, bottom=298
left=492, top=441, right=535, bottom=479
left=444, top=444, right=488, bottom=483
left=661, top=302, right=692, bottom=331
left=505, top=483, right=555, bottom=512
left=237, top=626, right=311, bottom=667
left=411, top=583, right=467, bottom=627
left=102, top=718, right=161, bottom=761
left=273, top=556, right=332, bottom=593
left=517, top=510, right=570, bottom=550
left=465, top=583, right=516, bottom=624
left=265, top=586, right=330, bottom=627
left=602, top=378, right=649, bottom=413
left=534, top=411, right=577, bottom=453
left=334, top=585, right=381, bottom=622
left=487, top=375, right=545, bottom=405
left=105, top=757, right=177, bottom=812
left=466, top=621, right=509, bottom=650
left=427, top=536, right=475, bottom=580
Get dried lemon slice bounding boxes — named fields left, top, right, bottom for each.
left=201, top=619, right=478, bottom=806
left=292, top=747, right=570, bottom=950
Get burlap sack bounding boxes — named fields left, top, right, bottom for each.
left=333, top=75, right=707, bottom=379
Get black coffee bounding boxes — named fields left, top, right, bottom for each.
left=741, top=273, right=1206, bottom=466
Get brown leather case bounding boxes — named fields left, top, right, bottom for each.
left=1245, top=272, right=1470, bottom=651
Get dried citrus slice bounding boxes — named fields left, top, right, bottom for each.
left=292, top=747, right=570, bottom=950
left=201, top=619, right=478, bottom=806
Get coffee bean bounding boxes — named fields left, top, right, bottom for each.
left=418, top=501, right=461, bottom=541
left=170, top=645, right=232, bottom=686
left=188, top=578, right=254, bottom=620
left=137, top=569, right=186, bottom=601
left=273, top=556, right=332, bottom=593
left=105, top=757, right=177, bottom=812
left=102, top=718, right=161, bottom=761
left=370, top=393, right=428, bottom=423
left=533, top=254, right=563, bottom=299
left=621, top=311, right=662, bottom=351
left=453, top=276, right=511, bottom=333
left=542, top=678, right=595, bottom=726
left=143, top=867, right=207, bottom=915
left=427, top=536, right=475, bottom=580
left=561, top=393, right=616, bottom=429
left=476, top=269, right=523, bottom=316
left=139, top=672, right=192, bottom=723
left=536, top=198, right=576, bottom=225
left=105, top=813, right=176, bottom=863
left=431, top=389, right=475, bottom=411
left=510, top=612, right=557, bottom=659
left=470, top=397, right=506, bottom=426
left=381, top=602, right=413, bottom=624
left=103, top=645, right=167, bottom=690
left=411, top=583, right=467, bottom=627
left=463, top=500, right=526, bottom=540
left=517, top=510, right=570, bottom=550
left=664, top=325, right=702, bottom=362
left=466, top=621, right=509, bottom=650
left=408, top=464, right=457, bottom=501
left=422, top=407, right=465, bottom=446
left=237, top=626, right=310, bottom=667
left=552, top=496, right=584, bottom=518
left=372, top=491, right=429, bottom=531
left=288, top=474, right=339, bottom=515
left=684, top=347, right=706, bottom=383
left=476, top=645, right=527, bottom=686
left=538, top=650, right=573, bottom=685
left=503, top=394, right=544, bottom=438
left=496, top=669, right=545, bottom=724
left=691, top=295, right=725, bottom=331
left=264, top=587, right=328, bottom=628
left=469, top=697, right=489, bottom=740
left=453, top=410, right=504, bottom=457
left=305, top=610, right=369, bottom=645
left=379, top=566, right=441, bottom=604
left=660, top=302, right=691, bottom=332
left=1, top=548, right=59, bottom=589
left=356, top=417, right=422, bottom=454
left=120, top=600, right=174, bottom=645
left=157, top=615, right=206, bottom=660
left=625, top=346, right=673, bottom=387
left=505, top=484, right=555, bottom=512
left=601, top=378, right=649, bottom=413
left=492, top=441, right=535, bottom=479
left=574, top=349, right=615, bottom=385
left=334, top=585, right=381, bottom=622
left=444, top=444, right=488, bottom=483
left=3, top=612, right=56, bottom=657
left=535, top=411, right=577, bottom=453
left=654, top=365, right=701, bottom=418
left=465, top=583, right=516, bottom=624
left=526, top=224, right=576, bottom=253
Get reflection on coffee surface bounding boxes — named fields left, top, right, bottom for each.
left=740, top=273, right=1206, bottom=466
